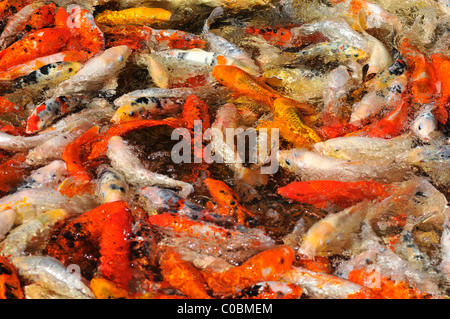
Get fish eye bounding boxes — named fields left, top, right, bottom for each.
left=418, top=124, right=423, bottom=130
left=129, top=111, right=135, bottom=116
left=285, top=159, right=291, bottom=166
left=68, top=68, right=73, bottom=72
left=354, top=53, right=359, bottom=57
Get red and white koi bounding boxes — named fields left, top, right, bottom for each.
left=26, top=95, right=89, bottom=134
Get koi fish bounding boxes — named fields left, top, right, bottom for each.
left=52, top=45, right=132, bottom=96
left=0, top=0, right=34, bottom=21
left=0, top=25, right=71, bottom=71
left=0, top=209, right=68, bottom=258
left=282, top=266, right=378, bottom=299
left=0, top=187, right=99, bottom=225
left=26, top=160, right=67, bottom=188
left=95, top=7, right=172, bottom=25
left=26, top=95, right=89, bottom=134
left=0, top=128, right=60, bottom=152
left=203, top=7, right=259, bottom=75
left=203, top=245, right=294, bottom=296
left=313, top=134, right=414, bottom=161
left=291, top=42, right=369, bottom=65
left=298, top=201, right=372, bottom=257
left=96, top=165, right=128, bottom=203
left=23, top=2, right=56, bottom=33
left=2, top=61, right=83, bottom=94
left=107, top=135, right=194, bottom=198
left=98, top=201, right=133, bottom=290
left=212, top=64, right=283, bottom=109
left=0, top=50, right=89, bottom=81
left=111, top=95, right=184, bottom=124
left=278, top=148, right=409, bottom=183
left=12, top=256, right=94, bottom=299
left=87, top=117, right=181, bottom=161
left=159, top=248, right=212, bottom=299
left=204, top=177, right=255, bottom=227
left=157, top=48, right=259, bottom=76
left=46, top=201, right=129, bottom=274
left=278, top=180, right=393, bottom=210
left=410, top=104, right=438, bottom=142
left=0, top=2, right=44, bottom=50
left=430, top=53, right=450, bottom=124
left=64, top=5, right=105, bottom=59
left=0, top=256, right=23, bottom=299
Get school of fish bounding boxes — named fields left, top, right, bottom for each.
left=0, top=0, right=448, bottom=299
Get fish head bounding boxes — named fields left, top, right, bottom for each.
left=277, top=149, right=305, bottom=172
left=111, top=103, right=141, bottom=124
left=411, top=110, right=437, bottom=142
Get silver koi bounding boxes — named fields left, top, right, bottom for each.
left=12, top=256, right=94, bottom=299
left=25, top=160, right=68, bottom=189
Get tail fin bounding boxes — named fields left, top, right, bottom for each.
left=202, top=7, right=224, bottom=35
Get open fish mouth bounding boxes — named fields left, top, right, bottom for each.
left=0, top=0, right=448, bottom=301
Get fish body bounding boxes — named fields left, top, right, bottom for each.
left=95, top=7, right=172, bottom=26
left=12, top=256, right=94, bottom=299
left=53, top=45, right=132, bottom=96
left=0, top=2, right=44, bottom=50
left=96, top=165, right=128, bottom=203
left=430, top=53, right=450, bottom=124
left=410, top=104, right=437, bottom=142
left=203, top=245, right=294, bottom=296
left=111, top=95, right=183, bottom=124
left=26, top=95, right=89, bottom=134
left=294, top=42, right=369, bottom=64
left=278, top=180, right=392, bottom=210
left=0, top=26, right=71, bottom=71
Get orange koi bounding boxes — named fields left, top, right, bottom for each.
left=99, top=201, right=133, bottom=290
left=24, top=2, right=56, bottom=33
left=95, top=7, right=172, bottom=26
left=212, top=64, right=283, bottom=108
left=0, top=256, right=23, bottom=299
left=159, top=248, right=212, bottom=299
left=65, top=5, right=105, bottom=60
left=87, top=117, right=180, bottom=161
left=0, top=25, right=71, bottom=71
left=181, top=94, right=211, bottom=134
left=430, top=53, right=450, bottom=124
left=60, top=126, right=99, bottom=196
left=0, top=0, right=33, bottom=20
left=400, top=39, right=437, bottom=106
left=346, top=94, right=410, bottom=139
left=204, top=178, right=254, bottom=227
left=348, top=268, right=434, bottom=299
left=277, top=180, right=393, bottom=209
left=318, top=121, right=362, bottom=139
left=203, top=245, right=294, bottom=296
left=47, top=201, right=130, bottom=275
left=245, top=25, right=303, bottom=48
left=212, top=65, right=316, bottom=116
